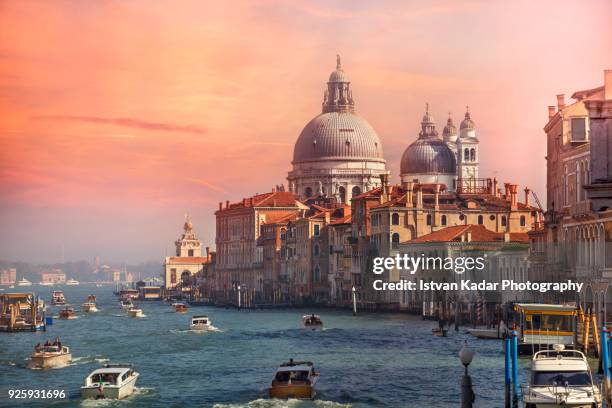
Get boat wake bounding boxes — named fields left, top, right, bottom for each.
left=213, top=399, right=351, bottom=408
left=170, top=325, right=224, bottom=334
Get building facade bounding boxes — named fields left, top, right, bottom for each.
left=164, top=217, right=211, bottom=290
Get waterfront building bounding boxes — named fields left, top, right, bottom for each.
left=0, top=268, right=16, bottom=285
left=40, top=269, right=66, bottom=284
left=287, top=56, right=389, bottom=203
left=214, top=190, right=302, bottom=304
left=164, top=216, right=211, bottom=290
left=529, top=70, right=612, bottom=316
left=398, top=224, right=530, bottom=322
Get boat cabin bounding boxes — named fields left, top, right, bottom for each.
left=512, top=303, right=577, bottom=353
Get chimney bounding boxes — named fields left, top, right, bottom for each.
left=556, top=94, right=565, bottom=111
left=504, top=183, right=511, bottom=200
left=225, top=200, right=230, bottom=209
left=492, top=178, right=498, bottom=197
left=405, top=181, right=414, bottom=208
left=548, top=106, right=556, bottom=119
left=219, top=202, right=222, bottom=211
left=324, top=212, right=331, bottom=224
left=509, top=184, right=518, bottom=210
left=524, top=187, right=531, bottom=206
left=434, top=184, right=440, bottom=210
left=605, top=69, right=612, bottom=101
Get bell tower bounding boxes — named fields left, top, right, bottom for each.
left=457, top=106, right=479, bottom=181
left=175, top=215, right=202, bottom=257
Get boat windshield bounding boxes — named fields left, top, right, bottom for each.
left=91, top=373, right=119, bottom=385
left=275, top=370, right=310, bottom=383
left=532, top=371, right=591, bottom=386
left=527, top=314, right=573, bottom=332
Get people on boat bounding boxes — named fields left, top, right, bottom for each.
left=54, top=337, right=62, bottom=348
left=35, top=343, right=41, bottom=352
left=44, top=339, right=51, bottom=347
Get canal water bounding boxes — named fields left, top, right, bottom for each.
left=1, top=285, right=536, bottom=407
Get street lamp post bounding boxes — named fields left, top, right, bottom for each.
left=352, top=286, right=357, bottom=316
left=459, top=340, right=475, bottom=408
left=237, top=285, right=241, bottom=310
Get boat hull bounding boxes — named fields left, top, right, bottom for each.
left=81, top=305, right=98, bottom=313
left=81, top=375, right=138, bottom=400
left=128, top=310, right=143, bottom=317
left=468, top=328, right=502, bottom=339
left=269, top=384, right=315, bottom=399
left=28, top=353, right=72, bottom=369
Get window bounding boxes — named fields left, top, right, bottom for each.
left=478, top=215, right=483, bottom=225
left=305, top=187, right=312, bottom=197
left=520, top=215, right=526, bottom=227
left=352, top=186, right=361, bottom=198
left=459, top=214, right=465, bottom=221
left=464, top=148, right=469, bottom=161
left=392, top=213, right=400, bottom=225
left=314, top=265, right=321, bottom=282
left=313, top=224, right=320, bottom=236
left=441, top=215, right=447, bottom=226
left=571, top=117, right=587, bottom=141
left=170, top=268, right=177, bottom=284
left=313, top=244, right=320, bottom=256
left=188, top=249, right=194, bottom=257
left=470, top=148, right=476, bottom=162
left=501, top=215, right=507, bottom=226
left=489, top=215, right=496, bottom=221
left=392, top=233, right=400, bottom=249
left=338, top=186, right=346, bottom=203
left=426, top=214, right=432, bottom=225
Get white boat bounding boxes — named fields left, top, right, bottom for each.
left=190, top=315, right=212, bottom=330
left=17, top=278, right=32, bottom=286
left=523, top=344, right=601, bottom=408
left=39, top=281, right=54, bottom=286
left=468, top=322, right=507, bottom=340
left=28, top=343, right=71, bottom=369
left=302, top=314, right=323, bottom=331
left=119, top=299, right=134, bottom=309
left=81, top=302, right=98, bottom=313
left=127, top=307, right=143, bottom=318
left=65, top=279, right=80, bottom=286
left=52, top=291, right=66, bottom=305
left=81, top=364, right=139, bottom=400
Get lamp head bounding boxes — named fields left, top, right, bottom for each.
left=459, top=340, right=474, bottom=367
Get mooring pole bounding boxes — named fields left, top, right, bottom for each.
left=511, top=330, right=519, bottom=408
left=602, top=326, right=610, bottom=405
left=352, top=286, right=357, bottom=316
left=504, top=335, right=511, bottom=408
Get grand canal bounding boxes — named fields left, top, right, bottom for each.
left=1, top=285, right=533, bottom=407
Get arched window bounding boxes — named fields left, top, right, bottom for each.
left=441, top=215, right=447, bottom=226
left=520, top=215, right=526, bottom=227
left=313, top=244, right=320, bottom=256
left=426, top=214, right=432, bottom=226
left=305, top=187, right=312, bottom=197
left=501, top=216, right=507, bottom=227
left=338, top=186, right=346, bottom=204
left=392, top=233, right=400, bottom=248
left=314, top=265, right=320, bottom=282
left=352, top=186, right=361, bottom=198
left=464, top=148, right=469, bottom=161
left=470, top=148, right=476, bottom=162
left=181, top=270, right=191, bottom=284
left=391, top=213, right=400, bottom=225
left=477, top=215, right=483, bottom=225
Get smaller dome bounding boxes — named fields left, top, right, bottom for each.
left=442, top=114, right=457, bottom=139
left=460, top=108, right=475, bottom=130
left=328, top=54, right=349, bottom=83
left=400, top=139, right=457, bottom=175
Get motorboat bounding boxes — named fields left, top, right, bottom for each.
left=65, top=279, right=80, bottom=286
left=16, top=278, right=32, bottom=286
left=523, top=344, right=601, bottom=408
left=81, top=363, right=139, bottom=400
left=39, top=281, right=54, bottom=286
left=58, top=307, right=76, bottom=319
left=52, top=291, right=66, bottom=305
left=81, top=296, right=98, bottom=313
left=127, top=307, right=143, bottom=318
left=190, top=315, right=212, bottom=330
left=173, top=302, right=188, bottom=313
left=119, top=299, right=134, bottom=309
left=302, top=314, right=323, bottom=331
left=28, top=342, right=71, bottom=369
left=269, top=359, right=319, bottom=399
left=468, top=328, right=504, bottom=339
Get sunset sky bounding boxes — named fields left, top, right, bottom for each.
left=1, top=0, right=611, bottom=264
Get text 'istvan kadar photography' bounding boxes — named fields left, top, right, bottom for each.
left=1, top=1, right=612, bottom=408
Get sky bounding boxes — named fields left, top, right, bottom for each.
left=0, top=0, right=611, bottom=264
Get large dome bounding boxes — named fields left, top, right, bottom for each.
left=400, top=138, right=456, bottom=174
left=293, top=112, right=385, bottom=164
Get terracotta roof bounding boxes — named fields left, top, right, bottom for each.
left=219, top=191, right=299, bottom=212
left=166, top=256, right=211, bottom=265
left=330, top=214, right=352, bottom=225
left=406, top=224, right=529, bottom=244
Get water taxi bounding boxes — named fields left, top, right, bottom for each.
left=58, top=307, right=76, bottom=319
left=81, top=296, right=98, bottom=313
left=302, top=314, right=323, bottom=330
left=28, top=341, right=71, bottom=369
left=190, top=315, right=212, bottom=330
left=127, top=307, right=144, bottom=317
left=81, top=363, right=139, bottom=400
left=119, top=299, right=134, bottom=309
left=52, top=291, right=66, bottom=305
left=269, top=359, right=319, bottom=399
left=523, top=344, right=601, bottom=408
left=512, top=304, right=577, bottom=354
left=173, top=302, right=188, bottom=313
left=16, top=278, right=32, bottom=286
left=65, top=279, right=80, bottom=286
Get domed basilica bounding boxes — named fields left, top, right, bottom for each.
left=287, top=56, right=389, bottom=203
left=288, top=56, right=480, bottom=199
